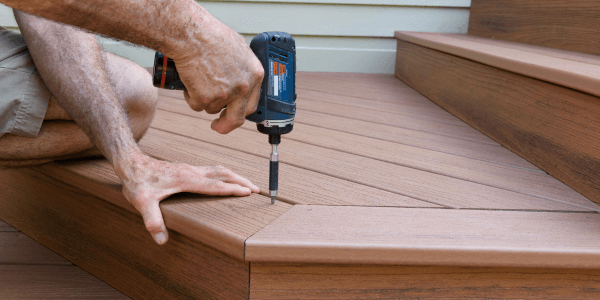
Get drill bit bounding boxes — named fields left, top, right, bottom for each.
left=269, top=142, right=279, bottom=204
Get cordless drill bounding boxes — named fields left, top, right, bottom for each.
left=152, top=32, right=297, bottom=204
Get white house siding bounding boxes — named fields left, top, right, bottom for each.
left=0, top=1, right=470, bottom=73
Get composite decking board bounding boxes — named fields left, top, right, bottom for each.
left=395, top=39, right=600, bottom=206
left=156, top=97, right=592, bottom=210
left=296, top=99, right=496, bottom=145
left=0, top=219, right=16, bottom=232
left=250, top=263, right=600, bottom=299
left=298, top=88, right=472, bottom=128
left=468, top=0, right=600, bottom=56
left=37, top=159, right=292, bottom=261
left=0, top=232, right=72, bottom=265
left=140, top=128, right=436, bottom=208
left=395, top=31, right=600, bottom=98
left=295, top=74, right=440, bottom=104
left=0, top=168, right=250, bottom=299
left=151, top=109, right=593, bottom=211
left=158, top=94, right=540, bottom=171
left=0, top=265, right=129, bottom=299
left=246, top=205, right=600, bottom=268
left=158, top=92, right=496, bottom=145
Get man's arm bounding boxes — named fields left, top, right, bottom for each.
left=3, top=0, right=263, bottom=134
left=15, top=11, right=259, bottom=245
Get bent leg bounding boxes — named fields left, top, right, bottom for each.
left=0, top=52, right=158, bottom=167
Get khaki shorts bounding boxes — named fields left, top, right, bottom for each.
left=0, top=26, right=50, bottom=138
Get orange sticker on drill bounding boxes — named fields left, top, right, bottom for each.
left=279, top=64, right=285, bottom=76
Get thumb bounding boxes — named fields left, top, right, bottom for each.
left=139, top=201, right=169, bottom=245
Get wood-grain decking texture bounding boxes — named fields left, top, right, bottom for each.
left=2, top=71, right=600, bottom=298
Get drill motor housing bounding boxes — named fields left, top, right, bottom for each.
left=152, top=32, right=297, bottom=142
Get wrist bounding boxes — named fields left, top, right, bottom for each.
left=113, top=146, right=147, bottom=183
left=162, top=1, right=214, bottom=61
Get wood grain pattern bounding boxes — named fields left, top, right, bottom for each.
left=159, top=89, right=539, bottom=171
left=36, top=159, right=292, bottom=261
left=250, top=263, right=600, bottom=299
left=395, top=39, right=600, bottom=206
left=156, top=96, right=592, bottom=209
left=395, top=31, right=600, bottom=98
left=140, top=129, right=434, bottom=208
left=468, top=0, right=600, bottom=56
left=0, top=265, right=128, bottom=299
left=0, top=232, right=71, bottom=265
left=152, top=109, right=594, bottom=211
left=297, top=88, right=471, bottom=127
left=246, top=205, right=600, bottom=268
left=0, top=168, right=250, bottom=299
left=295, top=97, right=495, bottom=144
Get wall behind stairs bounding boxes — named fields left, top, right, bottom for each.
left=0, top=1, right=470, bottom=73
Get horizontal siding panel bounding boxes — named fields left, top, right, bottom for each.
left=0, top=5, right=16, bottom=27
left=200, top=2, right=469, bottom=37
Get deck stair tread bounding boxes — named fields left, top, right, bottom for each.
left=246, top=205, right=600, bottom=269
left=395, top=31, right=600, bottom=98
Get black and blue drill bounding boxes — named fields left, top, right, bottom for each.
left=152, top=32, right=297, bottom=204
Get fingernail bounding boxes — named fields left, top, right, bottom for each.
left=153, top=232, right=167, bottom=245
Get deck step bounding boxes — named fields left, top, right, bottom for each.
left=394, top=32, right=600, bottom=206
left=468, top=0, right=600, bottom=56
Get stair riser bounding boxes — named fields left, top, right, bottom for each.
left=395, top=40, right=600, bottom=204
left=469, top=0, right=600, bottom=56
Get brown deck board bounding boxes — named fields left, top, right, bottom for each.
left=250, top=263, right=600, bottom=299
left=468, top=0, right=600, bottom=56
left=156, top=97, right=589, bottom=209
left=298, top=89, right=472, bottom=127
left=0, top=220, right=16, bottom=232
left=395, top=31, right=600, bottom=98
left=37, top=159, right=292, bottom=261
left=296, top=98, right=496, bottom=144
left=247, top=205, right=600, bottom=268
left=159, top=91, right=539, bottom=171
left=0, top=232, right=71, bottom=265
left=152, top=108, right=593, bottom=211
left=0, top=168, right=249, bottom=299
left=0, top=265, right=129, bottom=299
left=141, top=129, right=435, bottom=208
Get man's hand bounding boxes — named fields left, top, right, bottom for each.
left=174, top=16, right=264, bottom=135
left=118, top=151, right=260, bottom=245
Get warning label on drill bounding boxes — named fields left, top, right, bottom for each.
left=269, top=59, right=287, bottom=98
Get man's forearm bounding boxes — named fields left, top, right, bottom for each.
left=15, top=11, right=141, bottom=169
left=3, top=0, right=207, bottom=60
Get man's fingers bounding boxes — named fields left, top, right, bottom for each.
left=211, top=95, right=247, bottom=134
left=204, top=165, right=260, bottom=193
left=186, top=178, right=252, bottom=196
left=245, top=78, right=261, bottom=116
left=184, top=90, right=209, bottom=112
left=138, top=200, right=169, bottom=245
